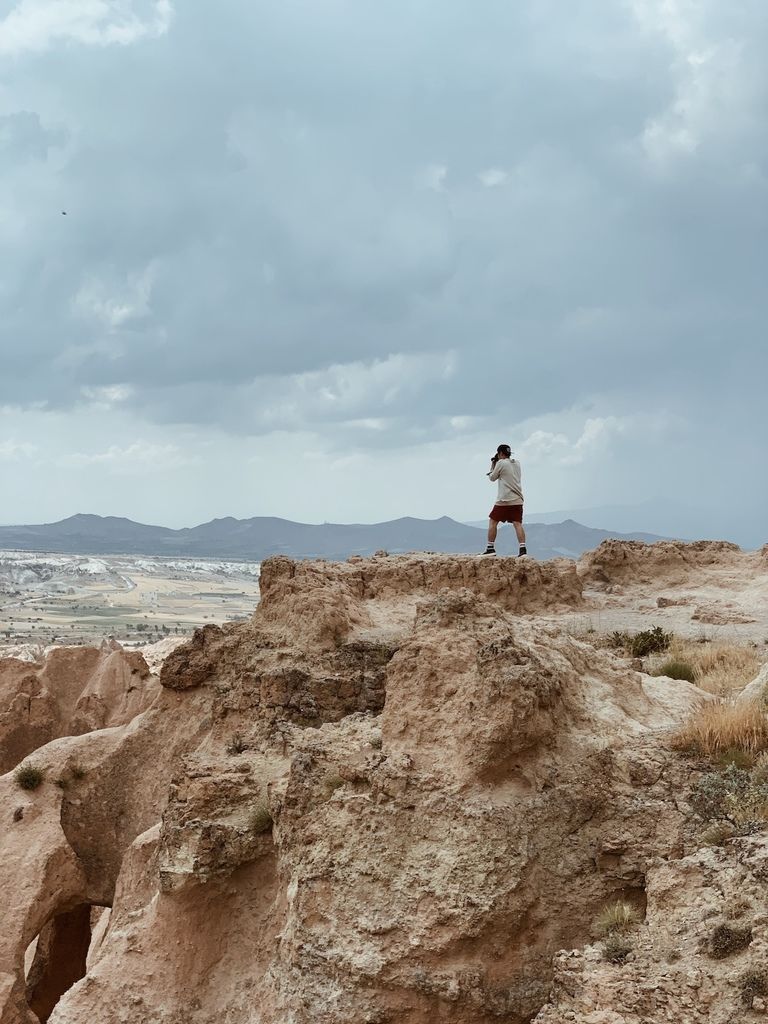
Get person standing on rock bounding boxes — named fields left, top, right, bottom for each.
left=483, top=444, right=527, bottom=557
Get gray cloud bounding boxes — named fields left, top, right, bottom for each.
left=0, top=0, right=765, bottom=532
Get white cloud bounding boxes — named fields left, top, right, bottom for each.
left=419, top=164, right=448, bottom=192
left=0, top=439, right=37, bottom=460
left=0, top=0, right=173, bottom=56
left=518, top=417, right=628, bottom=466
left=62, top=441, right=194, bottom=472
left=245, top=352, right=457, bottom=430
left=80, top=384, right=134, bottom=409
left=629, top=0, right=759, bottom=168
left=73, top=266, right=155, bottom=330
left=478, top=168, right=508, bottom=188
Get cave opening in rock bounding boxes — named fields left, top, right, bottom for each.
left=24, top=903, right=95, bottom=1023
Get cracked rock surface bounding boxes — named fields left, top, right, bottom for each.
left=0, top=548, right=765, bottom=1024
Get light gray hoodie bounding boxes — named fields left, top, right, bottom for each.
left=489, top=458, right=523, bottom=505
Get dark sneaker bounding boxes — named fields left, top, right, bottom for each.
left=482, top=545, right=496, bottom=556
left=518, top=546, right=527, bottom=557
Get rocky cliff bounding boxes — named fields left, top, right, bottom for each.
left=1, top=547, right=767, bottom=1024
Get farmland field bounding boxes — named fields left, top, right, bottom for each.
left=0, top=551, right=260, bottom=654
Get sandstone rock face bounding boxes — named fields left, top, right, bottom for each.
left=580, top=539, right=746, bottom=587
left=534, top=837, right=768, bottom=1024
left=0, top=549, right=761, bottom=1024
left=0, top=641, right=155, bottom=774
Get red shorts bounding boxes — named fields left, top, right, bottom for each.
left=489, top=504, right=523, bottom=523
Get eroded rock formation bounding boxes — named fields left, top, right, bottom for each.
left=0, top=549, right=765, bottom=1024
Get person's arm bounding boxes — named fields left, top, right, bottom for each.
left=489, top=461, right=502, bottom=481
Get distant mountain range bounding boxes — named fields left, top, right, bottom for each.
left=0, top=514, right=668, bottom=561
left=524, top=501, right=764, bottom=550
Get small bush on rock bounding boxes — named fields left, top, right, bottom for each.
left=709, top=924, right=752, bottom=959
left=741, top=969, right=768, bottom=1007
left=226, top=733, right=248, bottom=755
left=654, top=659, right=697, bottom=682
left=603, top=934, right=633, bottom=964
left=628, top=626, right=671, bottom=658
left=595, top=901, right=641, bottom=936
left=70, top=763, right=87, bottom=781
left=15, top=764, right=44, bottom=790
left=607, top=631, right=630, bottom=650
left=249, top=804, right=273, bottom=834
left=689, top=764, right=768, bottom=830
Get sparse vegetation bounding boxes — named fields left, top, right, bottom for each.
left=606, top=626, right=672, bottom=658
left=709, top=923, right=752, bottom=959
left=14, top=764, right=44, bottom=790
left=653, top=658, right=697, bottom=682
left=602, top=934, right=633, bottom=964
left=607, top=630, right=630, bottom=650
left=741, top=969, right=768, bottom=1007
left=226, top=732, right=248, bottom=755
left=689, top=763, right=768, bottom=830
left=725, top=896, right=752, bottom=920
left=671, top=700, right=768, bottom=760
left=700, top=822, right=735, bottom=846
left=627, top=626, right=671, bottom=658
left=594, top=900, right=641, bottom=937
left=249, top=803, right=273, bottom=834
left=716, top=747, right=756, bottom=770
left=656, top=639, right=760, bottom=696
left=70, top=763, right=87, bottom=781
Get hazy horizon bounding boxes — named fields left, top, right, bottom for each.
left=1, top=1, right=765, bottom=538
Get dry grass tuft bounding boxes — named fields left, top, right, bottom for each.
left=659, top=640, right=760, bottom=696
left=594, top=900, right=641, bottom=937
left=671, top=700, right=768, bottom=759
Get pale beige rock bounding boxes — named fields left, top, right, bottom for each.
left=0, top=548, right=762, bottom=1024
left=534, top=836, right=768, bottom=1024
left=0, top=641, right=156, bottom=773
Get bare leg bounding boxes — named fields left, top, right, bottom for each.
left=487, top=519, right=498, bottom=544
left=513, top=522, right=526, bottom=545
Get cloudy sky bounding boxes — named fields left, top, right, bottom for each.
left=1, top=0, right=765, bottom=541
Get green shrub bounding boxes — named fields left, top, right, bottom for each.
left=603, top=934, right=633, bottom=964
left=607, top=631, right=630, bottom=650
left=716, top=747, right=756, bottom=770
left=15, top=764, right=44, bottom=790
left=627, top=626, right=671, bottom=658
left=654, top=659, right=697, bottom=683
left=709, top=924, right=752, bottom=959
left=249, top=804, right=273, bottom=834
left=70, top=764, right=87, bottom=781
